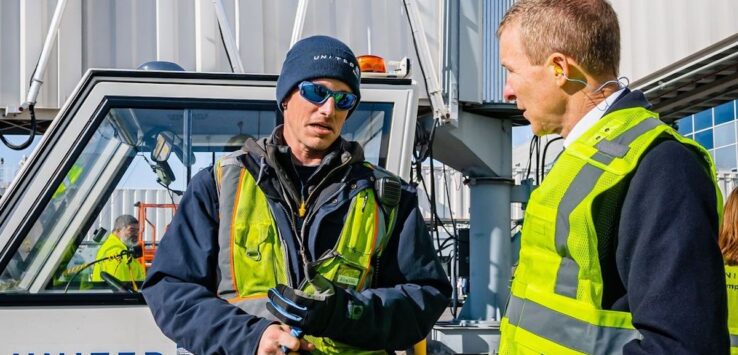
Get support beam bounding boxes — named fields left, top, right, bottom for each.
left=460, top=177, right=512, bottom=320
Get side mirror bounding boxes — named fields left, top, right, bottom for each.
left=152, top=160, right=176, bottom=187
left=151, top=131, right=174, bottom=163
left=92, top=227, right=108, bottom=243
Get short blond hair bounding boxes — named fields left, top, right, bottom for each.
left=497, top=0, right=620, bottom=77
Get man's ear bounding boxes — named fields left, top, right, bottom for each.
left=547, top=53, right=569, bottom=78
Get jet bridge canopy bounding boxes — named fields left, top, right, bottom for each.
left=633, top=33, right=738, bottom=123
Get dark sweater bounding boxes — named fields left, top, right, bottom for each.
left=599, top=90, right=729, bottom=354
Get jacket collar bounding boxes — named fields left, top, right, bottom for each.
left=603, top=88, right=653, bottom=115
left=241, top=125, right=365, bottom=208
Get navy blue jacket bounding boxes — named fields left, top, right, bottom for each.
left=142, top=130, right=451, bottom=354
left=598, top=90, right=729, bottom=354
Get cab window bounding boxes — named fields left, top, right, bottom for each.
left=0, top=99, right=393, bottom=295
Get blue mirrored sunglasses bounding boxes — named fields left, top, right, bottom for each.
left=298, top=81, right=358, bottom=111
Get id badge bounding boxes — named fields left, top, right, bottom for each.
left=335, top=263, right=364, bottom=289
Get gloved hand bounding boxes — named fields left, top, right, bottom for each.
left=266, top=283, right=344, bottom=336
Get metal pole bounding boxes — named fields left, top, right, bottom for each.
left=290, top=0, right=309, bottom=47
left=183, top=109, right=192, bottom=186
left=212, top=0, right=245, bottom=74
left=403, top=0, right=450, bottom=123
left=22, top=0, right=68, bottom=108
left=463, top=177, right=512, bottom=321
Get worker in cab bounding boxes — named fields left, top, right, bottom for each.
left=497, top=0, right=728, bottom=353
left=142, top=35, right=451, bottom=355
left=720, top=187, right=738, bottom=354
left=91, top=214, right=145, bottom=284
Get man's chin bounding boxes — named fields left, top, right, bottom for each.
left=305, top=138, right=336, bottom=152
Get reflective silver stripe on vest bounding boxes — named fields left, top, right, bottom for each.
left=216, top=155, right=247, bottom=299
left=231, top=297, right=278, bottom=321
left=591, top=118, right=663, bottom=164
left=507, top=295, right=642, bottom=354
left=596, top=140, right=629, bottom=158
left=731, top=334, right=738, bottom=347
left=555, top=117, right=663, bottom=298
left=555, top=161, right=610, bottom=297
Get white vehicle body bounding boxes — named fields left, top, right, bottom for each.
left=0, top=70, right=418, bottom=354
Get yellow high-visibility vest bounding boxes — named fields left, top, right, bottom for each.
left=500, top=107, right=721, bottom=354
left=726, top=263, right=738, bottom=354
left=214, top=154, right=399, bottom=354
left=91, top=233, right=145, bottom=282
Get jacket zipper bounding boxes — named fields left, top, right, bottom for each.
left=298, top=159, right=352, bottom=217
left=275, top=158, right=354, bottom=286
left=276, top=191, right=301, bottom=288
left=301, top=161, right=353, bottom=234
left=296, top=161, right=354, bottom=284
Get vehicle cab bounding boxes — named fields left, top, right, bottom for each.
left=0, top=69, right=418, bottom=354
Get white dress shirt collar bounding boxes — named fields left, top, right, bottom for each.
left=563, top=88, right=626, bottom=148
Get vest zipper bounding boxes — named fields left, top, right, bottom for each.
left=277, top=191, right=301, bottom=288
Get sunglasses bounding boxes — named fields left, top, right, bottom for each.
left=298, top=81, right=358, bottom=111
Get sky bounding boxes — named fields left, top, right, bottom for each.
left=0, top=135, right=43, bottom=187
left=512, top=126, right=534, bottom=148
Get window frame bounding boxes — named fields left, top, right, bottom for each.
left=0, top=71, right=416, bottom=304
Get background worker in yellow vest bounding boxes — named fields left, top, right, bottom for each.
left=91, top=214, right=145, bottom=283
left=720, top=187, right=738, bottom=353
left=497, top=0, right=728, bottom=353
left=141, top=35, right=451, bottom=354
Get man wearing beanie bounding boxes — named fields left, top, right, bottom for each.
left=142, top=35, right=451, bottom=354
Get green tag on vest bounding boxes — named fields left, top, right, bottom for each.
left=335, top=263, right=363, bottom=288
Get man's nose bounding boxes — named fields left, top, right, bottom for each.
left=503, top=81, right=516, bottom=103
left=318, top=97, right=335, bottom=116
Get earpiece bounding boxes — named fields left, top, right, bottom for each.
left=554, top=65, right=590, bottom=88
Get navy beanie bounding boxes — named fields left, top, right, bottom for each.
left=276, top=35, right=361, bottom=114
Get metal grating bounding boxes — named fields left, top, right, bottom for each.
left=482, top=0, right=515, bottom=104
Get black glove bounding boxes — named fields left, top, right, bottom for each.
left=266, top=283, right=344, bottom=336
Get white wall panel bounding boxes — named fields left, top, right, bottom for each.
left=417, top=165, right=470, bottom=222
left=0, top=1, right=21, bottom=109
left=195, top=0, right=229, bottom=72
left=4, top=1, right=738, bottom=113
left=611, top=0, right=738, bottom=82
left=0, top=0, right=443, bottom=112
left=88, top=189, right=180, bottom=244
left=58, top=0, right=82, bottom=106
left=19, top=0, right=46, bottom=106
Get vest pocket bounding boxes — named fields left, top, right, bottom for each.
left=232, top=222, right=281, bottom=296
left=311, top=252, right=369, bottom=291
